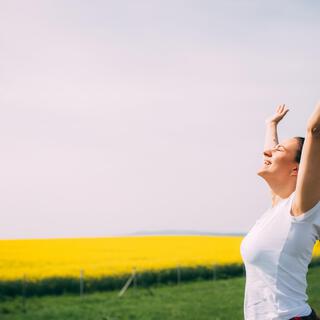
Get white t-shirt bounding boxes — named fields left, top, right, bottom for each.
left=240, top=191, right=320, bottom=319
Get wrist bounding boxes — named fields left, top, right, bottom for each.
left=265, top=120, right=278, bottom=126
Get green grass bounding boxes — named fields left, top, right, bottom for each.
left=1, top=265, right=320, bottom=320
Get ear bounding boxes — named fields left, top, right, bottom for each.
left=290, top=166, right=299, bottom=176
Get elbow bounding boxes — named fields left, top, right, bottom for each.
left=307, top=124, right=320, bottom=138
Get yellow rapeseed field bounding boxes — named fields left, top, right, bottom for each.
left=0, top=236, right=319, bottom=281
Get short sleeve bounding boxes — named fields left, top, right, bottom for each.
left=290, top=192, right=320, bottom=222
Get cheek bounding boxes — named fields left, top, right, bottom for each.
left=275, top=152, right=288, bottom=161
left=273, top=156, right=292, bottom=171
left=271, top=156, right=287, bottom=169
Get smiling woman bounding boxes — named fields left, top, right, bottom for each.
left=240, top=104, right=320, bottom=320
left=258, top=136, right=305, bottom=206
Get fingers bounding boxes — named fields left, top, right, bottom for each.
left=277, top=104, right=285, bottom=113
left=282, top=105, right=289, bottom=115
left=276, top=104, right=289, bottom=115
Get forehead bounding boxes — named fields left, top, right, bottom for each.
left=279, top=138, right=299, bottom=151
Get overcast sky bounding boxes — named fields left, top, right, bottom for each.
left=1, top=0, right=320, bottom=239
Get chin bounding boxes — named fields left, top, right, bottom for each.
left=257, top=167, right=268, bottom=177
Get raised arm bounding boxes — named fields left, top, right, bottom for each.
left=264, top=105, right=289, bottom=204
left=292, top=103, right=320, bottom=215
left=264, top=104, right=289, bottom=151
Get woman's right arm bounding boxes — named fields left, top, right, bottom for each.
left=264, top=122, right=279, bottom=151
left=264, top=105, right=289, bottom=205
left=264, top=104, right=289, bottom=151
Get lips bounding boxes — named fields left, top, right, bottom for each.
left=264, top=159, right=272, bottom=166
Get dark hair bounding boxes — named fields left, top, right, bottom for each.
left=293, top=136, right=305, bottom=163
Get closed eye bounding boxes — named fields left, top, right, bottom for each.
left=275, top=145, right=285, bottom=151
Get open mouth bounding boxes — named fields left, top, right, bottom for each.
left=264, top=160, right=272, bottom=166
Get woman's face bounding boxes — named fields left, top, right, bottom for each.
left=257, top=138, right=300, bottom=180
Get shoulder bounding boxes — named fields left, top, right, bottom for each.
left=291, top=191, right=320, bottom=217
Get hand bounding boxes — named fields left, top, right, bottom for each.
left=265, top=104, right=290, bottom=125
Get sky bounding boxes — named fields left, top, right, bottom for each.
left=1, top=0, right=320, bottom=239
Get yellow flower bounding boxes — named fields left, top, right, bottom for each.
left=0, top=236, right=319, bottom=281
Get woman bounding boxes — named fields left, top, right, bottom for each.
left=240, top=104, right=320, bottom=319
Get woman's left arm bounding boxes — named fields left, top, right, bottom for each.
left=293, top=102, right=320, bottom=215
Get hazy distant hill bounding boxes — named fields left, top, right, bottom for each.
left=126, top=230, right=246, bottom=237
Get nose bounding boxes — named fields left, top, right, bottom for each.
left=263, top=149, right=272, bottom=157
